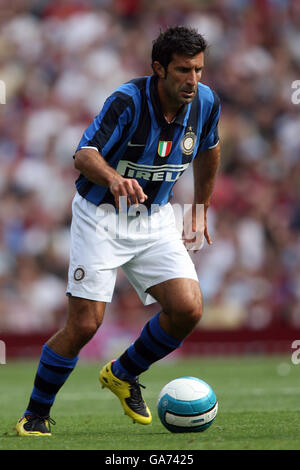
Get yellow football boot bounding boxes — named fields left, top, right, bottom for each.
left=99, top=361, right=152, bottom=425
left=16, top=415, right=55, bottom=436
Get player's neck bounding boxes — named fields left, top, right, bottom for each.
left=157, top=80, right=182, bottom=124
left=164, top=114, right=176, bottom=124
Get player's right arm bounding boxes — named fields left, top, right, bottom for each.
left=74, top=147, right=148, bottom=208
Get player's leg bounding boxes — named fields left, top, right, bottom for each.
left=147, top=277, right=202, bottom=340
left=16, top=297, right=106, bottom=436
left=16, top=191, right=123, bottom=435
left=99, top=202, right=202, bottom=425
left=99, top=278, right=202, bottom=425
left=47, top=296, right=106, bottom=357
left=110, top=278, right=201, bottom=378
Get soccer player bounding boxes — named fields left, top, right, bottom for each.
left=16, top=25, right=221, bottom=436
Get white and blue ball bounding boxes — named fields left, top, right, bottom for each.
left=157, top=376, right=218, bottom=433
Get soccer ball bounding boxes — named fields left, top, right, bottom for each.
left=157, top=376, right=218, bottom=433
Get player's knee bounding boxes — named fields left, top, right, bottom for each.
left=182, top=301, right=202, bottom=328
left=166, top=294, right=202, bottom=332
left=67, top=298, right=104, bottom=346
left=67, top=313, right=102, bottom=346
left=181, top=287, right=203, bottom=325
left=75, top=318, right=100, bottom=343
left=183, top=283, right=202, bottom=326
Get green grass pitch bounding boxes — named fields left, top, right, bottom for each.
left=0, top=355, right=299, bottom=450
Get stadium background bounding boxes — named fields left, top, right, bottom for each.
left=0, top=0, right=299, bottom=360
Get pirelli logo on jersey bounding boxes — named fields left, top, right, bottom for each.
left=116, top=160, right=189, bottom=182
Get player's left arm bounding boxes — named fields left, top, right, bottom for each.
left=182, top=89, right=221, bottom=248
left=191, top=142, right=221, bottom=245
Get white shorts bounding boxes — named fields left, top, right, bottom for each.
left=66, top=193, right=198, bottom=305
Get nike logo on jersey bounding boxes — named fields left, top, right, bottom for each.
left=117, top=160, right=189, bottom=182
left=127, top=141, right=145, bottom=147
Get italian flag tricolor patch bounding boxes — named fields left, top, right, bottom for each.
left=158, top=141, right=172, bottom=157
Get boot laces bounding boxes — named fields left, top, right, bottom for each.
left=25, top=414, right=56, bottom=431
left=128, top=379, right=146, bottom=408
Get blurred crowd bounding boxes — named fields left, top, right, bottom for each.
left=0, top=0, right=299, bottom=347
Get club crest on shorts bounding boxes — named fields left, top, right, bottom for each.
left=181, top=127, right=197, bottom=155
left=158, top=141, right=172, bottom=157
left=73, top=266, right=85, bottom=282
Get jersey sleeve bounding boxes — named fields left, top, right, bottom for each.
left=76, top=92, right=135, bottom=157
left=198, top=91, right=221, bottom=152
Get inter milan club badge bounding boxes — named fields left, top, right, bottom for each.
left=74, top=266, right=85, bottom=282
left=158, top=140, right=172, bottom=157
left=181, top=127, right=197, bottom=155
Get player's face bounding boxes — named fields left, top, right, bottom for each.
left=156, top=52, right=204, bottom=108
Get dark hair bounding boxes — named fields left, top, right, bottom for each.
left=151, top=25, right=207, bottom=74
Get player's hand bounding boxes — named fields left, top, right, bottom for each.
left=202, top=203, right=212, bottom=246
left=182, top=203, right=212, bottom=251
left=109, top=176, right=148, bottom=209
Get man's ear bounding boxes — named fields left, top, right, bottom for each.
left=152, top=61, right=166, bottom=79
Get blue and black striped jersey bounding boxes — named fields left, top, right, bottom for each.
left=75, top=75, right=220, bottom=208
